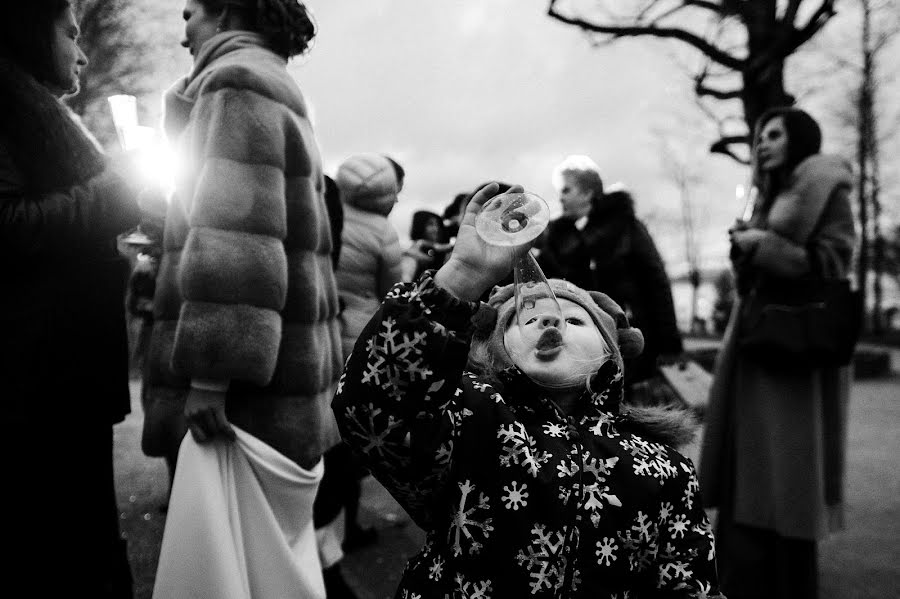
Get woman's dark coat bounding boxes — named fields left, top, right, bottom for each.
left=538, top=191, right=683, bottom=383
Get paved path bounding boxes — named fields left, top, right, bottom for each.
left=116, top=346, right=900, bottom=598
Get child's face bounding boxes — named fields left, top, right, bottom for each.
left=503, top=298, right=611, bottom=388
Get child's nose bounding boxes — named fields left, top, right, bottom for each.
left=538, top=314, right=561, bottom=329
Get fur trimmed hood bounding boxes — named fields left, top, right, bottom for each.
left=0, top=56, right=105, bottom=191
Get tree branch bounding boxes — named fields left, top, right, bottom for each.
left=696, top=81, right=743, bottom=100
left=547, top=0, right=746, bottom=70
left=709, top=135, right=750, bottom=163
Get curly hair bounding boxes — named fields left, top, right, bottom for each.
left=0, top=0, right=71, bottom=82
left=200, top=0, right=316, bottom=58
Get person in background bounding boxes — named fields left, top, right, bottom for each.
left=335, top=152, right=404, bottom=359
left=442, top=191, right=469, bottom=240
left=333, top=182, right=724, bottom=597
left=332, top=152, right=404, bottom=559
left=0, top=1, right=140, bottom=595
left=537, top=156, right=684, bottom=402
left=699, top=107, right=856, bottom=599
left=145, top=1, right=341, bottom=597
left=401, top=209, right=452, bottom=281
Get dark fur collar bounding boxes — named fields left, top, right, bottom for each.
left=0, top=56, right=106, bottom=192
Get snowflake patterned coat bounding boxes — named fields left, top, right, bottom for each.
left=333, top=276, right=723, bottom=598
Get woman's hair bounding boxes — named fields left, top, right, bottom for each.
left=198, top=0, right=316, bottom=58
left=753, top=106, right=823, bottom=198
left=551, top=155, right=604, bottom=198
left=0, top=0, right=71, bottom=82
left=409, top=210, right=446, bottom=242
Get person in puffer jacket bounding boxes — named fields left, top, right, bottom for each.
left=333, top=182, right=725, bottom=598
left=334, top=152, right=405, bottom=360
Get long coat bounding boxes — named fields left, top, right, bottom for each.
left=334, top=275, right=723, bottom=598
left=699, top=154, right=856, bottom=540
left=538, top=191, right=683, bottom=384
left=0, top=54, right=140, bottom=590
left=143, top=32, right=342, bottom=470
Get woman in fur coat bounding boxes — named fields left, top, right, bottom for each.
left=0, top=2, right=140, bottom=594
left=334, top=182, right=724, bottom=598
left=699, top=107, right=856, bottom=599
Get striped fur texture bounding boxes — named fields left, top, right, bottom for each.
left=143, top=32, right=341, bottom=469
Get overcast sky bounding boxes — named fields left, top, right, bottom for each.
left=290, top=0, right=749, bottom=273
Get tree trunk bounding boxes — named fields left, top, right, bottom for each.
left=741, top=0, right=794, bottom=135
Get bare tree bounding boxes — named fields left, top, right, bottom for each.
left=657, top=133, right=705, bottom=330
left=547, top=0, right=839, bottom=162
left=68, top=0, right=183, bottom=148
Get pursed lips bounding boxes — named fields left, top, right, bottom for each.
left=535, top=328, right=563, bottom=360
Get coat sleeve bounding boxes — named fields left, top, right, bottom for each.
left=169, top=82, right=292, bottom=387
left=377, top=222, right=404, bottom=297
left=629, top=220, right=684, bottom=354
left=332, top=274, right=483, bottom=529
left=0, top=139, right=139, bottom=256
left=752, top=185, right=855, bottom=279
left=653, top=459, right=724, bottom=597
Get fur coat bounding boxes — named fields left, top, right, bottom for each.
left=699, top=154, right=856, bottom=540
left=142, top=32, right=342, bottom=469
left=0, top=55, right=139, bottom=425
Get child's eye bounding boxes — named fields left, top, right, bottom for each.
left=525, top=317, right=537, bottom=325
left=565, top=317, right=584, bottom=325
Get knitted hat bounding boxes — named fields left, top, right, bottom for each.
left=335, top=153, right=400, bottom=216
left=480, top=279, right=644, bottom=372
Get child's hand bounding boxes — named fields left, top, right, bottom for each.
left=435, top=182, right=532, bottom=301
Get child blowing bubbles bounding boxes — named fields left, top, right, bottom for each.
left=333, top=183, right=724, bottom=597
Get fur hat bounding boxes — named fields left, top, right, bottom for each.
left=477, top=279, right=644, bottom=372
left=335, top=153, right=400, bottom=216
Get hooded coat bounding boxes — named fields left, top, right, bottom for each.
left=699, top=154, right=856, bottom=541
left=537, top=190, right=683, bottom=384
left=142, top=32, right=342, bottom=469
left=333, top=273, right=723, bottom=598
left=333, top=153, right=404, bottom=358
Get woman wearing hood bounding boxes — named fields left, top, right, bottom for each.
left=334, top=152, right=405, bottom=360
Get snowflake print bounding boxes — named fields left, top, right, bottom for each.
left=428, top=555, right=444, bottom=581
left=341, top=404, right=405, bottom=461
left=587, top=411, right=618, bottom=438
left=620, top=436, right=678, bottom=480
left=543, top=422, right=568, bottom=438
left=515, top=524, right=570, bottom=595
left=502, top=481, right=529, bottom=511
left=618, top=511, right=659, bottom=573
left=658, top=502, right=674, bottom=523
left=595, top=537, right=618, bottom=566
left=453, top=573, right=493, bottom=599
left=400, top=590, right=422, bottom=599
left=497, top=423, right=550, bottom=477
left=449, top=480, right=494, bottom=556
left=658, top=560, right=693, bottom=588
left=580, top=454, right=622, bottom=525
left=668, top=514, right=690, bottom=539
left=362, top=317, right=432, bottom=400
left=683, top=470, right=701, bottom=510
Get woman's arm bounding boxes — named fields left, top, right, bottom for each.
left=0, top=140, right=140, bottom=256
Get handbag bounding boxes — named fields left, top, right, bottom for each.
left=738, top=275, right=862, bottom=369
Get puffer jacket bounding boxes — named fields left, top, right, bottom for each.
left=333, top=275, right=722, bottom=598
